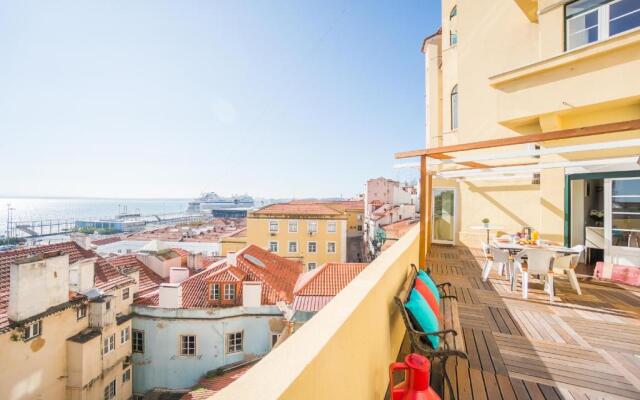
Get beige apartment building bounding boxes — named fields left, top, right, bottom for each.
left=0, top=241, right=136, bottom=400
left=418, top=0, right=640, bottom=274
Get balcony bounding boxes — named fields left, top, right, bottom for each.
left=214, top=224, right=640, bottom=399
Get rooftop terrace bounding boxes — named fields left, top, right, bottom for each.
left=214, top=227, right=640, bottom=399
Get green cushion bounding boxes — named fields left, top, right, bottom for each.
left=405, top=288, right=440, bottom=349
left=417, top=270, right=441, bottom=304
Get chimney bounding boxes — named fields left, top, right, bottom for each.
left=8, top=252, right=70, bottom=322
left=71, top=233, right=93, bottom=250
left=187, top=253, right=203, bottom=270
left=69, top=259, right=96, bottom=293
left=169, top=267, right=189, bottom=284
left=242, top=282, right=262, bottom=307
left=227, top=252, right=237, bottom=266
left=159, top=283, right=182, bottom=308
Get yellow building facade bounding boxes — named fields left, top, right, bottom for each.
left=219, top=228, right=248, bottom=256
left=421, top=0, right=640, bottom=274
left=246, top=203, right=348, bottom=271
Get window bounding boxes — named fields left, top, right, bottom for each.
left=122, top=287, right=130, bottom=300
left=327, top=242, right=336, bottom=253
left=450, top=31, right=458, bottom=46
left=450, top=5, right=457, bottom=19
left=122, top=368, right=131, bottom=383
left=105, top=300, right=111, bottom=310
left=450, top=85, right=459, bottom=130
left=565, top=0, right=640, bottom=50
left=611, top=178, right=640, bottom=247
left=224, top=283, right=236, bottom=300
left=269, top=241, right=279, bottom=252
left=269, top=220, right=279, bottom=232
left=132, top=329, right=144, bottom=353
left=227, top=331, right=243, bottom=353
left=77, top=305, right=87, bottom=320
left=103, top=379, right=116, bottom=400
left=121, top=327, right=130, bottom=344
left=180, top=335, right=196, bottom=356
left=210, top=283, right=220, bottom=300
left=358, top=225, right=363, bottom=232
left=307, top=262, right=317, bottom=271
left=308, top=221, right=318, bottom=233
left=271, top=333, right=281, bottom=347
left=327, top=221, right=337, bottom=233
left=288, top=220, right=298, bottom=233
left=103, top=334, right=115, bottom=355
left=307, top=241, right=317, bottom=253
left=23, top=320, right=42, bottom=340
left=288, top=241, right=298, bottom=253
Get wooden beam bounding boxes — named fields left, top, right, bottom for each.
left=395, top=119, right=640, bottom=159
left=419, top=156, right=427, bottom=269
left=425, top=172, right=433, bottom=258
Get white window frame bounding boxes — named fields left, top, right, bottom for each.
left=327, top=242, right=337, bottom=254
left=104, top=379, right=116, bottom=400
left=327, top=221, right=337, bottom=233
left=271, top=333, right=281, bottom=348
left=103, top=334, right=115, bottom=355
left=268, top=220, right=279, bottom=233
left=23, top=320, right=42, bottom=341
left=307, top=241, right=317, bottom=253
left=224, top=283, right=236, bottom=300
left=122, top=287, right=130, bottom=301
left=268, top=241, right=279, bottom=252
left=308, top=220, right=318, bottom=234
left=307, top=262, right=317, bottom=271
left=288, top=241, right=298, bottom=253
left=122, top=368, right=131, bottom=383
left=132, top=329, right=144, bottom=353
left=565, top=0, right=640, bottom=51
left=121, top=327, right=130, bottom=344
left=227, top=331, right=244, bottom=354
left=288, top=220, right=298, bottom=233
left=210, top=283, right=221, bottom=300
left=180, top=335, right=197, bottom=356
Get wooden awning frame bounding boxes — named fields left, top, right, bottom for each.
left=396, top=118, right=640, bottom=268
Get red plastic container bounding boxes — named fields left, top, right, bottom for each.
left=389, top=353, right=440, bottom=400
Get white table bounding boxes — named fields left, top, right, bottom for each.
left=491, top=240, right=581, bottom=255
left=470, top=225, right=504, bottom=243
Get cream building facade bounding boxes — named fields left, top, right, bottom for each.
left=0, top=241, right=136, bottom=400
left=246, top=203, right=348, bottom=271
left=421, top=0, right=640, bottom=274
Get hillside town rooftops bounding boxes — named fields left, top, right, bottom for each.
left=135, top=244, right=302, bottom=308
left=293, top=262, right=368, bottom=312
left=0, top=241, right=134, bottom=331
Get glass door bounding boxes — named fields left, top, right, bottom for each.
left=604, top=177, right=640, bottom=267
left=432, top=188, right=456, bottom=244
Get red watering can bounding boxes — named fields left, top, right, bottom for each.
left=389, top=353, right=440, bottom=400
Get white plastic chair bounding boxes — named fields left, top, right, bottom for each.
left=483, top=245, right=510, bottom=282
left=514, top=249, right=557, bottom=301
left=558, top=245, right=584, bottom=295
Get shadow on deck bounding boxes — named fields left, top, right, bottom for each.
left=397, top=244, right=640, bottom=400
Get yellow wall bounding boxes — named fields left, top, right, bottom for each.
left=216, top=225, right=419, bottom=399
left=426, top=0, right=640, bottom=247
left=220, top=236, right=247, bottom=256
left=246, top=215, right=347, bottom=271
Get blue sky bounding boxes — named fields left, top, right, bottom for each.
left=0, top=1, right=440, bottom=199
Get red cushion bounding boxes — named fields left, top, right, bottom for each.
left=414, top=278, right=440, bottom=319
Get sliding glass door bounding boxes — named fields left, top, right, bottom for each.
left=604, top=177, right=640, bottom=266
left=433, top=188, right=456, bottom=244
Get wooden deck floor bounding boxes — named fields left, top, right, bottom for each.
left=425, top=245, right=640, bottom=400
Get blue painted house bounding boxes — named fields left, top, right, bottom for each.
left=130, top=245, right=302, bottom=396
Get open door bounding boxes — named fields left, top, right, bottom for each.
left=432, top=188, right=456, bottom=245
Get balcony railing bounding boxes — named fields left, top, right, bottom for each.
left=214, top=225, right=419, bottom=399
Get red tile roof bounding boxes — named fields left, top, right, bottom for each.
left=205, top=266, right=246, bottom=283
left=288, top=199, right=364, bottom=211
left=0, top=242, right=133, bottom=330
left=180, top=360, right=259, bottom=400
left=292, top=262, right=368, bottom=312
left=91, top=236, right=122, bottom=246
left=252, top=203, right=342, bottom=216
left=107, top=255, right=165, bottom=296
left=135, top=245, right=302, bottom=308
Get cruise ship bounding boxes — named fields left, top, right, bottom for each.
left=187, top=192, right=255, bottom=217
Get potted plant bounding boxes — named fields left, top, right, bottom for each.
left=481, top=218, right=490, bottom=228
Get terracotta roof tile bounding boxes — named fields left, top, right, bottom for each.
left=107, top=255, right=166, bottom=296
left=0, top=242, right=133, bottom=329
left=180, top=361, right=258, bottom=400
left=135, top=245, right=302, bottom=308
left=252, top=203, right=342, bottom=216
left=91, top=236, right=122, bottom=246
